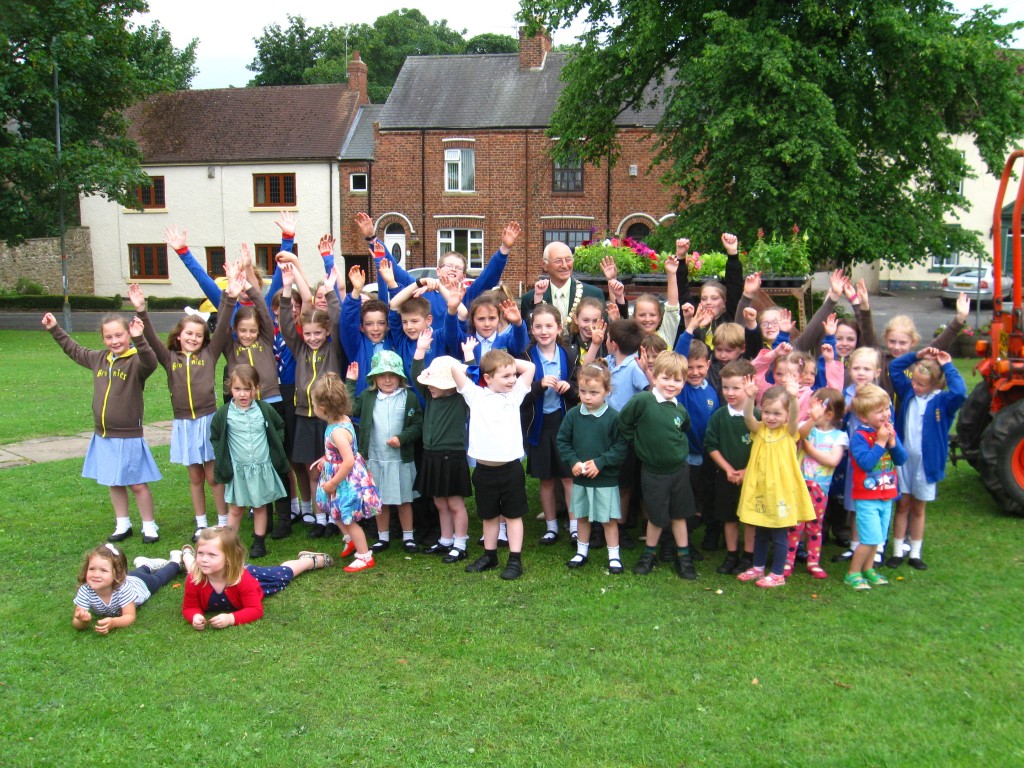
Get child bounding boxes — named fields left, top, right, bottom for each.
left=347, top=351, right=423, bottom=554
left=629, top=252, right=681, bottom=345
left=279, top=263, right=344, bottom=536
left=675, top=309, right=746, bottom=396
left=311, top=373, right=381, bottom=572
left=446, top=289, right=527, bottom=362
left=736, top=378, right=816, bottom=588
left=788, top=388, right=848, bottom=578
left=679, top=340, right=720, bottom=550
left=450, top=350, right=537, bottom=580
left=130, top=278, right=233, bottom=538
left=677, top=233, right=744, bottom=349
left=617, top=350, right=699, bottom=579
left=341, top=264, right=392, bottom=396
left=846, top=384, right=908, bottom=590
left=42, top=312, right=162, bottom=543
left=557, top=362, right=628, bottom=572
left=567, top=296, right=607, bottom=366
left=182, top=527, right=332, bottom=629
left=412, top=329, right=472, bottom=562
left=704, top=359, right=758, bottom=574
left=386, top=263, right=441, bottom=406
left=887, top=347, right=966, bottom=570
left=210, top=365, right=289, bottom=559
left=73, top=543, right=191, bottom=633
left=524, top=303, right=580, bottom=545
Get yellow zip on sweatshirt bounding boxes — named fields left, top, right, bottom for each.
left=101, top=348, right=139, bottom=437
left=185, top=352, right=196, bottom=419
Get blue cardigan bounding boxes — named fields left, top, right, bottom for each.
left=889, top=352, right=967, bottom=483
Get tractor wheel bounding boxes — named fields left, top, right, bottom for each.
left=978, top=402, right=1024, bottom=516
left=955, top=382, right=992, bottom=470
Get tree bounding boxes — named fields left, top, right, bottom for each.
left=464, top=33, right=519, bottom=54
left=519, top=1, right=1024, bottom=266
left=0, top=0, right=197, bottom=245
left=246, top=14, right=330, bottom=87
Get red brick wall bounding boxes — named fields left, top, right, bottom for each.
left=340, top=126, right=677, bottom=293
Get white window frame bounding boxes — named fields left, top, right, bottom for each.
left=438, top=228, right=484, bottom=271
left=445, top=149, right=475, bottom=192
left=349, top=173, right=368, bottom=192
left=931, top=224, right=961, bottom=270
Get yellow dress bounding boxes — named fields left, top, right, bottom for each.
left=737, top=425, right=816, bottom=528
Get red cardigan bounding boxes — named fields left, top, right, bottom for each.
left=182, top=569, right=264, bottom=625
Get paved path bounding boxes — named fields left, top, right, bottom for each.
left=0, top=421, right=174, bottom=470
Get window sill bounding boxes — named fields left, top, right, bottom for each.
left=127, top=278, right=171, bottom=284
left=443, top=191, right=476, bottom=196
left=249, top=206, right=299, bottom=212
left=552, top=190, right=585, bottom=196
left=122, top=208, right=169, bottom=214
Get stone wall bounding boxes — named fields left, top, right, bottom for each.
left=0, top=227, right=94, bottom=295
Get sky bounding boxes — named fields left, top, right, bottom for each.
left=136, top=1, right=1024, bottom=91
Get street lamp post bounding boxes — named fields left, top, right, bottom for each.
left=53, top=36, right=72, bottom=331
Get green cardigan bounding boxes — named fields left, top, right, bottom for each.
left=210, top=400, right=289, bottom=484
left=347, top=383, right=424, bottom=463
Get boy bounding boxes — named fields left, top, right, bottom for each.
left=704, top=359, right=758, bottom=574
left=617, top=350, right=698, bottom=579
left=451, top=350, right=536, bottom=581
left=846, top=384, right=907, bottom=590
left=675, top=310, right=746, bottom=396
left=387, top=275, right=441, bottom=408
left=680, top=340, right=720, bottom=553
left=341, top=264, right=393, bottom=396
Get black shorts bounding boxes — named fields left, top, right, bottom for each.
left=711, top=467, right=742, bottom=523
left=291, top=414, right=326, bottom=465
left=472, top=461, right=528, bottom=520
left=690, top=459, right=716, bottom=517
left=279, top=383, right=298, bottom=454
left=641, top=464, right=696, bottom=528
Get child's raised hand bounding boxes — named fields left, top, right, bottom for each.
left=842, top=279, right=858, bottom=304
left=675, top=237, right=690, bottom=259
left=956, top=292, right=971, bottom=323
left=936, top=349, right=953, bottom=366
left=821, top=342, right=835, bottom=362
left=41, top=312, right=57, bottom=329
left=275, top=251, right=298, bottom=266
left=742, top=374, right=758, bottom=399
left=743, top=271, right=762, bottom=298
left=346, top=362, right=359, bottom=381
left=808, top=397, right=826, bottom=423
left=164, top=225, right=187, bottom=251
left=461, top=336, right=478, bottom=362
left=636, top=344, right=649, bottom=369
left=348, top=265, right=365, bottom=292
left=742, top=306, right=758, bottom=329
left=238, top=242, right=253, bottom=269
left=608, top=278, right=626, bottom=303
left=275, top=210, right=297, bottom=237
left=785, top=378, right=800, bottom=398
left=778, top=308, right=794, bottom=334
left=280, top=262, right=294, bottom=287
left=74, top=606, right=92, bottom=624
left=416, top=326, right=433, bottom=352
left=318, top=234, right=335, bottom=256
left=600, top=255, right=618, bottom=281
left=773, top=341, right=793, bottom=357
left=415, top=278, right=441, bottom=297
left=663, top=254, right=679, bottom=275
left=377, top=258, right=394, bottom=286
left=447, top=281, right=466, bottom=312
left=208, top=613, right=235, bottom=629
left=386, top=436, right=401, bottom=448
left=681, top=302, right=695, bottom=322
left=590, top=318, right=607, bottom=345
left=500, top=299, right=522, bottom=325
left=823, top=312, right=838, bottom=336
left=917, top=346, right=939, bottom=360
left=323, top=267, right=338, bottom=293
left=191, top=614, right=207, bottom=631
left=128, top=317, right=144, bottom=337
left=856, top=279, right=870, bottom=310
left=605, top=301, right=621, bottom=321
left=828, top=269, right=846, bottom=298
left=128, top=283, right=146, bottom=311
left=501, top=221, right=521, bottom=250
left=225, top=265, right=245, bottom=298
left=354, top=211, right=375, bottom=239
left=533, top=276, right=549, bottom=302
left=721, top=232, right=738, bottom=255
left=696, top=304, right=716, bottom=329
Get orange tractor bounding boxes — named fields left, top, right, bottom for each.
left=954, top=149, right=1024, bottom=515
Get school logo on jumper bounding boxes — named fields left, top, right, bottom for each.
left=673, top=416, right=683, bottom=429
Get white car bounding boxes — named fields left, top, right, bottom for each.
left=939, top=264, right=1013, bottom=307
left=364, top=267, right=437, bottom=298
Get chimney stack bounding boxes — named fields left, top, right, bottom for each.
left=347, top=50, right=369, bottom=103
left=519, top=26, right=551, bottom=70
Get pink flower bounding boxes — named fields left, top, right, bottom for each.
left=757, top=228, right=765, bottom=239
left=792, top=224, right=800, bottom=234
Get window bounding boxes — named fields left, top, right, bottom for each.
left=206, top=247, right=226, bottom=279
left=254, top=244, right=297, bottom=275
left=133, top=176, right=165, bottom=208
left=253, top=173, right=296, bottom=207
left=552, top=156, right=583, bottom=193
left=930, top=224, right=961, bottom=270
left=350, top=173, right=367, bottom=192
left=129, top=244, right=168, bottom=280
left=543, top=229, right=589, bottom=252
left=445, top=149, right=475, bottom=192
left=626, top=222, right=651, bottom=241
left=438, top=228, right=484, bottom=271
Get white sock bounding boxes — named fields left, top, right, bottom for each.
left=892, top=537, right=905, bottom=557
left=607, top=545, right=621, bottom=562
left=195, top=515, right=208, bottom=529
left=357, top=551, right=373, bottom=562
left=909, top=539, right=923, bottom=558
left=378, top=530, right=391, bottom=542
left=498, top=522, right=508, bottom=540
left=301, top=500, right=314, bottom=522
left=438, top=537, right=454, bottom=547
left=217, top=514, right=229, bottom=527
left=577, top=541, right=590, bottom=558
left=569, top=519, right=578, bottom=535
left=454, top=536, right=468, bottom=551
left=546, top=519, right=558, bottom=534
left=114, top=517, right=131, bottom=534
left=315, top=513, right=327, bottom=525
left=402, top=530, right=415, bottom=542
left=142, top=520, right=159, bottom=537
left=849, top=540, right=859, bottom=551
left=291, top=497, right=300, bottom=514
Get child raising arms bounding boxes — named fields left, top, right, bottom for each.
left=183, top=527, right=332, bottom=630
left=43, top=312, right=162, bottom=543
left=736, top=377, right=817, bottom=588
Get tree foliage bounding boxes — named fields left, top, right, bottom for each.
left=519, top=0, right=1024, bottom=266
left=247, top=10, right=512, bottom=101
left=0, top=0, right=197, bottom=245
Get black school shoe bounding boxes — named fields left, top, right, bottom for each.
left=500, top=559, right=523, bottom=580
left=142, top=533, right=160, bottom=544
left=108, top=528, right=133, bottom=543
left=658, top=534, right=675, bottom=562
left=465, top=554, right=498, bottom=573
left=422, top=542, right=448, bottom=555
left=632, top=551, right=657, bottom=575
left=908, top=557, right=928, bottom=571
left=371, top=539, right=391, bottom=553
left=249, top=540, right=267, bottom=559
left=442, top=548, right=467, bottom=563
left=675, top=554, right=698, bottom=580
left=716, top=552, right=740, bottom=575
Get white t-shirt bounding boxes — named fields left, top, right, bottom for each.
left=73, top=576, right=151, bottom=617
left=458, top=378, right=529, bottom=463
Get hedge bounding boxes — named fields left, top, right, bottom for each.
left=0, top=295, right=205, bottom=311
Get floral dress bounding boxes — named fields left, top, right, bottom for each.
left=315, top=421, right=381, bottom=525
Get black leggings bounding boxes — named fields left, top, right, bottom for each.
left=130, top=562, right=181, bottom=594
left=753, top=526, right=789, bottom=576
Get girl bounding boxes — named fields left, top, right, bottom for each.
left=347, top=351, right=423, bottom=553
left=73, top=543, right=192, bottom=633
left=736, top=378, right=817, bottom=587
left=887, top=347, right=966, bottom=570
left=42, top=312, right=162, bottom=543
left=567, top=296, right=607, bottom=366
left=556, top=362, right=628, bottom=572
left=311, top=373, right=381, bottom=572
left=787, top=387, right=849, bottom=578
left=677, top=233, right=743, bottom=350
left=628, top=253, right=681, bottom=345
left=523, top=304, right=580, bottom=545
left=412, top=329, right=472, bottom=563
left=446, top=289, right=528, bottom=361
left=182, top=527, right=332, bottom=629
left=131, top=277, right=234, bottom=539
left=210, top=365, right=289, bottom=559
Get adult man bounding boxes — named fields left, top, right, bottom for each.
left=519, top=241, right=606, bottom=327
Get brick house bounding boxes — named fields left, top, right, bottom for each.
left=81, top=56, right=370, bottom=298
left=339, top=30, right=676, bottom=291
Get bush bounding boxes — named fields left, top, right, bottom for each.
left=14, top=277, right=46, bottom=295
left=146, top=296, right=206, bottom=310
left=0, top=294, right=120, bottom=310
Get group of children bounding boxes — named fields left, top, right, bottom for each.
left=61, top=218, right=972, bottom=632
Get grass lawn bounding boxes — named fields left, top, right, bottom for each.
left=1, top=331, right=1021, bottom=765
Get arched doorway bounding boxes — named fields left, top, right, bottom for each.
left=626, top=222, right=651, bottom=241
left=384, top=222, right=407, bottom=268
